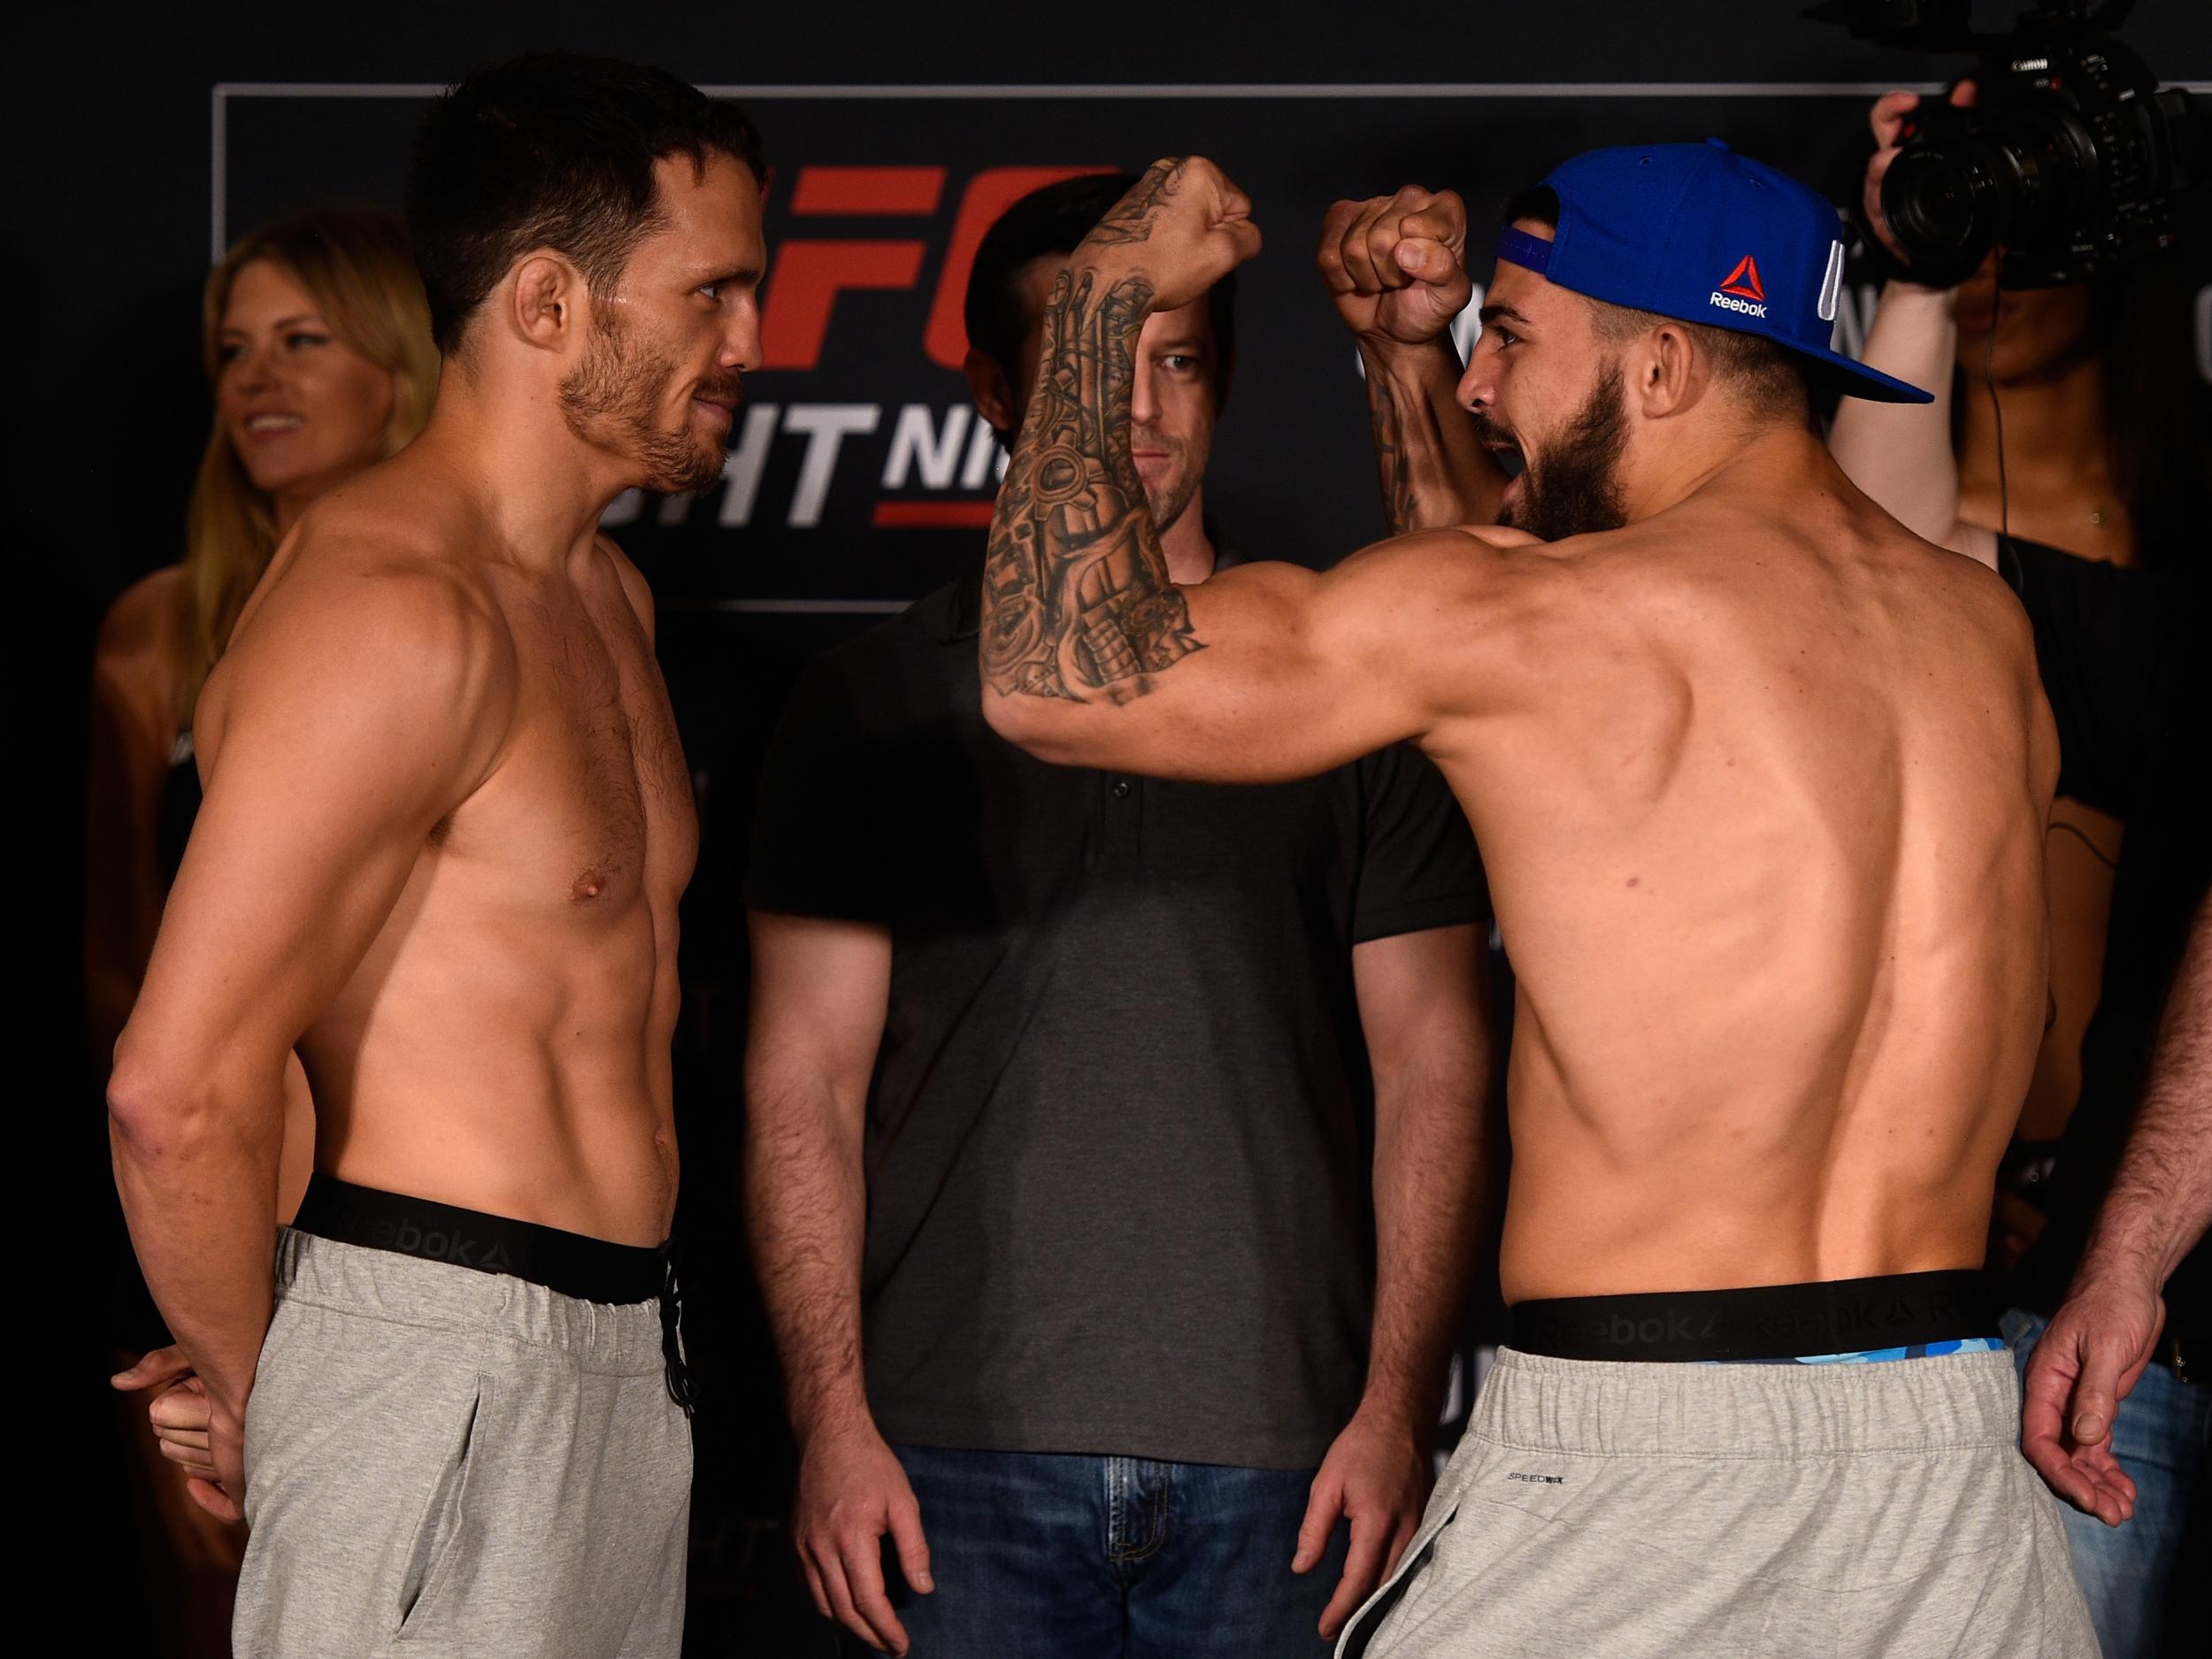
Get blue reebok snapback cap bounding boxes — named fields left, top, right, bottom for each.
left=1495, top=139, right=1932, bottom=404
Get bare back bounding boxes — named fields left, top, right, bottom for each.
left=198, top=456, right=695, bottom=1245
left=1429, top=481, right=2055, bottom=1301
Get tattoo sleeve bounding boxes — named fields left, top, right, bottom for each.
left=981, top=259, right=1203, bottom=704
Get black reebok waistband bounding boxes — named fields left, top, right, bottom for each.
left=1508, top=1271, right=1998, bottom=1363
left=291, top=1175, right=668, bottom=1306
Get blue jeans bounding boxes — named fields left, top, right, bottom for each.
left=864, top=1443, right=1348, bottom=1658
left=2002, top=1307, right=2210, bottom=1659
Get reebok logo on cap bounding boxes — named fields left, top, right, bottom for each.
left=1710, top=254, right=1767, bottom=318
left=1717, top=256, right=1765, bottom=300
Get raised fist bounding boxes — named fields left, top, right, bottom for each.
left=1074, top=156, right=1263, bottom=313
left=1863, top=83, right=1977, bottom=269
left=1318, top=185, right=1473, bottom=349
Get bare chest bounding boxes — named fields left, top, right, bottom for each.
left=447, top=588, right=696, bottom=915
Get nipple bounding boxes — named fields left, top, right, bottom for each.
left=572, top=867, right=608, bottom=903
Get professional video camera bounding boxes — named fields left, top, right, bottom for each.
left=1809, top=0, right=2198, bottom=287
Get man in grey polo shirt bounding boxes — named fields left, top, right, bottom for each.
left=743, top=174, right=1494, bottom=1659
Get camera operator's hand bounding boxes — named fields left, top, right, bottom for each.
left=1317, top=186, right=1473, bottom=350
left=1863, top=82, right=1978, bottom=268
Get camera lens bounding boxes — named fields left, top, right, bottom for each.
left=1889, top=153, right=1981, bottom=245
left=1882, top=145, right=2002, bottom=288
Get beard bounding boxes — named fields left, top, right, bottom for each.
left=1490, top=361, right=1630, bottom=541
left=1132, top=422, right=1202, bottom=537
left=559, top=311, right=738, bottom=495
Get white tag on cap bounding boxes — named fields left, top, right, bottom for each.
left=1817, top=240, right=1846, bottom=323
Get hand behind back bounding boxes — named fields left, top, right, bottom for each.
left=111, top=1343, right=246, bottom=1523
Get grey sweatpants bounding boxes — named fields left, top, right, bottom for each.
left=234, top=1229, right=692, bottom=1658
left=1341, top=1347, right=2097, bottom=1658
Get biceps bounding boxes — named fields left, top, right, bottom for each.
left=1354, top=926, right=1489, bottom=1074
left=745, top=915, right=892, bottom=1102
left=129, top=762, right=451, bottom=1064
left=995, top=569, right=1426, bottom=783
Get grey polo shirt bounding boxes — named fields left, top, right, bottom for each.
left=745, top=567, right=1488, bottom=1469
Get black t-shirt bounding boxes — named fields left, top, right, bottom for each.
left=745, top=570, right=1489, bottom=1469
left=2001, top=535, right=2212, bottom=1340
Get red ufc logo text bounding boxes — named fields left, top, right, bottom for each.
left=761, top=164, right=1112, bottom=371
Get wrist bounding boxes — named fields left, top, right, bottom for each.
left=1350, top=1388, right=1432, bottom=1442
left=2073, top=1220, right=2171, bottom=1298
left=1068, top=246, right=1152, bottom=294
left=1357, top=333, right=1456, bottom=375
left=202, top=1371, right=254, bottom=1426
left=789, top=1382, right=877, bottom=1448
left=1881, top=276, right=1958, bottom=307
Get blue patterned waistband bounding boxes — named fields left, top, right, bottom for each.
left=1709, top=1336, right=2008, bottom=1366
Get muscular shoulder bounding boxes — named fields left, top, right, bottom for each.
left=1335, top=525, right=1578, bottom=618
left=1319, top=526, right=1609, bottom=719
left=203, top=497, right=517, bottom=773
left=1885, top=525, right=2039, bottom=677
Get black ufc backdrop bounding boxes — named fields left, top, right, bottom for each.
left=19, top=4, right=2211, bottom=1648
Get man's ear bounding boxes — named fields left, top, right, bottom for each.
left=510, top=253, right=583, bottom=351
left=1634, top=323, right=1703, bottom=419
left=963, top=349, right=1018, bottom=438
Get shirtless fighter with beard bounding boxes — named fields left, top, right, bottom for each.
left=105, top=55, right=763, bottom=1657
left=976, top=147, right=2094, bottom=1656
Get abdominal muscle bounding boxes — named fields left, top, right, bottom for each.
left=296, top=872, right=680, bottom=1248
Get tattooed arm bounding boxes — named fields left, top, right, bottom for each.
left=1319, top=187, right=1506, bottom=534
left=981, top=157, right=1563, bottom=785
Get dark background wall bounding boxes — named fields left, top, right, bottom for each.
left=19, top=2, right=2210, bottom=1647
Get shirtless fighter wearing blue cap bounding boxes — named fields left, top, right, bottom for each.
left=975, top=143, right=2095, bottom=1656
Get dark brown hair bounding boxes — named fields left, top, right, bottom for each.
left=406, top=52, right=764, bottom=354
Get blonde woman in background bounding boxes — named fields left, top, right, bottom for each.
left=87, top=204, right=436, bottom=1657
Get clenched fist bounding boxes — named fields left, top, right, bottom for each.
left=1073, top=156, right=1263, bottom=313
left=1318, top=185, right=1474, bottom=349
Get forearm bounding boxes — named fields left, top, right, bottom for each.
left=981, top=257, right=1198, bottom=708
left=107, top=1058, right=286, bottom=1408
left=1828, top=281, right=1962, bottom=547
left=2077, top=895, right=2212, bottom=1288
left=1362, top=1064, right=1488, bottom=1430
left=1361, top=339, right=1503, bottom=535
left=745, top=1068, right=874, bottom=1441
